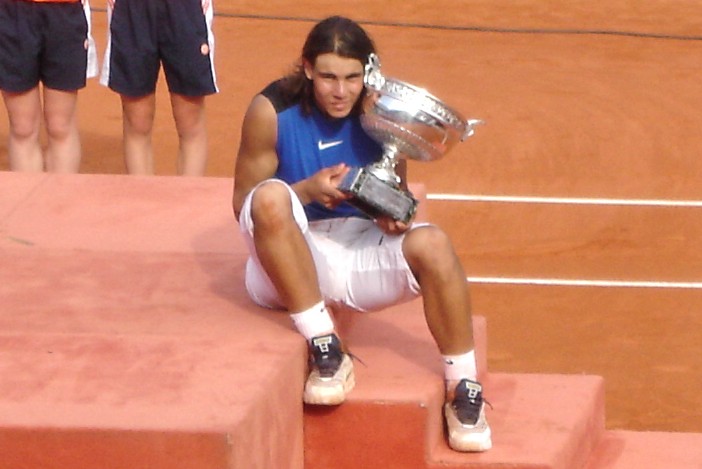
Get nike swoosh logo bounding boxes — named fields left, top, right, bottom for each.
left=318, top=140, right=344, bottom=151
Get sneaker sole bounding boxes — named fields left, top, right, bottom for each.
left=303, top=369, right=356, bottom=405
left=444, top=402, right=492, bottom=452
left=448, top=433, right=493, bottom=452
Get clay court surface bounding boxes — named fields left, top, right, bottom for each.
left=2, top=1, right=702, bottom=434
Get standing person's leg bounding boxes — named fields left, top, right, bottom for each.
left=43, top=87, right=81, bottom=173
left=38, top=0, right=92, bottom=174
left=2, top=88, right=43, bottom=172
left=171, top=93, right=208, bottom=176
left=0, top=0, right=42, bottom=172
left=160, top=0, right=217, bottom=175
left=101, top=0, right=161, bottom=174
left=121, top=94, right=157, bottom=175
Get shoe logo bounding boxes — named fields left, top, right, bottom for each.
left=466, top=382, right=482, bottom=399
left=318, top=140, right=344, bottom=151
left=313, top=336, right=332, bottom=353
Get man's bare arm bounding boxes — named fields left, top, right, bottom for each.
left=232, top=95, right=279, bottom=220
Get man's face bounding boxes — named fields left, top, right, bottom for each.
left=304, top=53, right=365, bottom=119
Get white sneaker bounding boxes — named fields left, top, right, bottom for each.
left=444, top=379, right=492, bottom=452
left=303, top=333, right=355, bottom=405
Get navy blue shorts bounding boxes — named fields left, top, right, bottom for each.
left=0, top=0, right=91, bottom=93
left=101, top=0, right=218, bottom=97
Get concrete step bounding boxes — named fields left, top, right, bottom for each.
left=305, top=371, right=606, bottom=469
left=0, top=249, right=308, bottom=469
left=305, top=300, right=606, bottom=469
left=0, top=172, right=307, bottom=468
left=0, top=331, right=305, bottom=469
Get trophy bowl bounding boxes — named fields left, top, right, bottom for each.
left=339, top=53, right=483, bottom=223
left=360, top=77, right=479, bottom=164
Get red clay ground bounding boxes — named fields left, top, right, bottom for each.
left=2, top=1, right=702, bottom=433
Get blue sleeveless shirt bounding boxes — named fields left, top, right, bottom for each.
left=262, top=80, right=382, bottom=221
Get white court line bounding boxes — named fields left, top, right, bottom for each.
left=467, top=276, right=702, bottom=289
left=427, top=193, right=702, bottom=288
left=428, top=193, right=702, bottom=207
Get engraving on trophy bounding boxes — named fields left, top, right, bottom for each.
left=339, top=53, right=483, bottom=223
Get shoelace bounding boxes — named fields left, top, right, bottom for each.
left=346, top=349, right=366, bottom=367
left=453, top=394, right=483, bottom=424
left=453, top=392, right=493, bottom=425
left=312, top=347, right=343, bottom=376
left=312, top=346, right=366, bottom=378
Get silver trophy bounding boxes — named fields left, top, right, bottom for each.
left=339, top=53, right=483, bottom=223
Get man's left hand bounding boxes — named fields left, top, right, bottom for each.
left=374, top=215, right=411, bottom=235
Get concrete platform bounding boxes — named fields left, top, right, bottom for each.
left=2, top=171, right=702, bottom=469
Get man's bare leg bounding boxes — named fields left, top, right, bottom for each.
left=403, top=224, right=491, bottom=452
left=249, top=181, right=352, bottom=404
left=403, top=225, right=475, bottom=355
left=250, top=181, right=323, bottom=312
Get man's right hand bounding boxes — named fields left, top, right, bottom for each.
left=298, top=164, right=352, bottom=209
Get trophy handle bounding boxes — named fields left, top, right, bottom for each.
left=462, top=119, right=485, bottom=141
left=364, top=53, right=385, bottom=90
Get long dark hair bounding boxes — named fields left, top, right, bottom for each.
left=280, top=16, right=377, bottom=115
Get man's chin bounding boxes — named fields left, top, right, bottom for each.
left=326, top=108, right=352, bottom=119
left=325, top=101, right=355, bottom=117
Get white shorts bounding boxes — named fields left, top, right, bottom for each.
left=238, top=179, right=423, bottom=312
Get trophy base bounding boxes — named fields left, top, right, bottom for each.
left=338, top=167, right=418, bottom=224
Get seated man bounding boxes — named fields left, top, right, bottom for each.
left=231, top=15, right=491, bottom=452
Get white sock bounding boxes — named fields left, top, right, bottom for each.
left=443, top=350, right=478, bottom=382
left=290, top=301, right=335, bottom=341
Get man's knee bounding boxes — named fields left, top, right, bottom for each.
left=404, top=225, right=456, bottom=268
left=250, top=181, right=294, bottom=226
